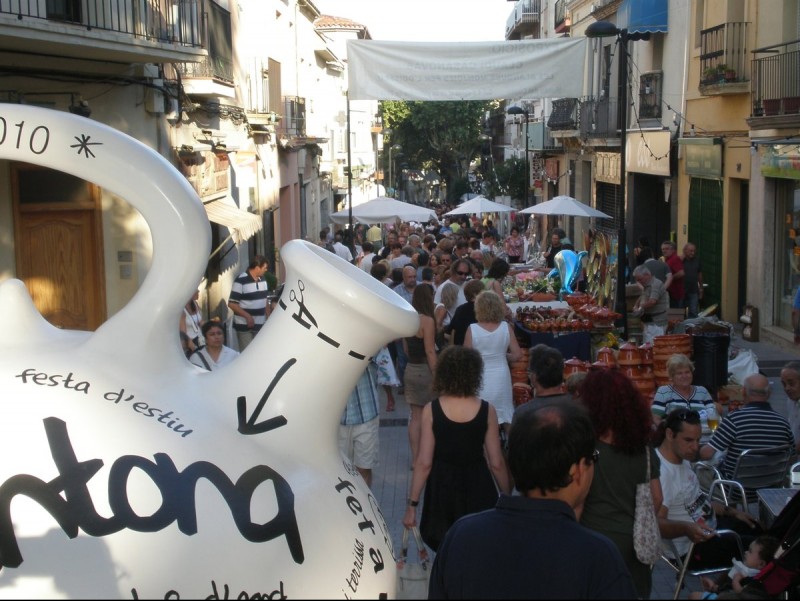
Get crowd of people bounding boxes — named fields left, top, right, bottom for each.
left=170, top=211, right=800, bottom=599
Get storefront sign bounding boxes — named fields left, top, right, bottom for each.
left=545, top=158, right=559, bottom=181
left=596, top=152, right=620, bottom=185
left=626, top=130, right=671, bottom=176
left=761, top=144, right=800, bottom=180
left=680, top=138, right=722, bottom=178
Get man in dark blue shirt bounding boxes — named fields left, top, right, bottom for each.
left=428, top=401, right=637, bottom=599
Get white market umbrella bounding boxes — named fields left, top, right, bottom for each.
left=330, top=196, right=438, bottom=225
left=445, top=195, right=514, bottom=217
left=518, top=195, right=612, bottom=219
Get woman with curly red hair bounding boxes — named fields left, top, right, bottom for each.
left=577, top=368, right=664, bottom=600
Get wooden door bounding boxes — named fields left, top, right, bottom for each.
left=12, top=164, right=105, bottom=330
left=688, top=178, right=723, bottom=315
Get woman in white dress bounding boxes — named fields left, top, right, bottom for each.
left=189, top=321, right=239, bottom=371
left=464, top=290, right=522, bottom=437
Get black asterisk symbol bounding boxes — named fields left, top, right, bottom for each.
left=70, top=134, right=103, bottom=159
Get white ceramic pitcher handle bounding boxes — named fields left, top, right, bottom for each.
left=0, top=104, right=209, bottom=365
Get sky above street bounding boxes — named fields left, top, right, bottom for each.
left=313, top=0, right=512, bottom=42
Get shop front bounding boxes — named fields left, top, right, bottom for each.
left=760, top=144, right=800, bottom=336
left=678, top=138, right=725, bottom=316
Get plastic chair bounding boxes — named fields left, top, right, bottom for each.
left=659, top=529, right=745, bottom=600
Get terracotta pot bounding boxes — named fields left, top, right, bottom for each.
left=638, top=342, right=654, bottom=365
left=622, top=366, right=644, bottom=380
left=654, top=334, right=691, bottom=344
left=617, top=342, right=642, bottom=366
left=595, top=346, right=617, bottom=367
left=564, top=356, right=589, bottom=377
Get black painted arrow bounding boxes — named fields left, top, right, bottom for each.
left=237, top=358, right=295, bottom=435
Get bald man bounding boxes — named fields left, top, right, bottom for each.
left=699, top=373, right=795, bottom=479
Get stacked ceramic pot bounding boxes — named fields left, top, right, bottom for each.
left=591, top=346, right=618, bottom=370
left=639, top=342, right=655, bottom=393
left=511, top=347, right=531, bottom=407
left=652, top=334, right=693, bottom=387
left=617, top=341, right=656, bottom=400
left=564, top=356, right=591, bottom=379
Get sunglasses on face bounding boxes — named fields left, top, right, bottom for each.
left=455, top=270, right=470, bottom=276
left=666, top=409, right=701, bottom=427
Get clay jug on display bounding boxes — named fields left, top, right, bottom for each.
left=0, top=105, right=417, bottom=598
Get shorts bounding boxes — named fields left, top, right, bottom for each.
left=338, top=417, right=379, bottom=470
left=403, top=363, right=435, bottom=407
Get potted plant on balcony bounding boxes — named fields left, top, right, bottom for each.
left=703, top=66, right=722, bottom=85
left=719, top=64, right=737, bottom=82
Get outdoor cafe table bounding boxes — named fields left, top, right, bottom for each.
left=757, top=487, right=799, bottom=529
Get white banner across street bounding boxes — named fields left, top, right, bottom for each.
left=346, top=38, right=588, bottom=101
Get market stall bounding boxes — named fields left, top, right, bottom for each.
left=508, top=292, right=622, bottom=362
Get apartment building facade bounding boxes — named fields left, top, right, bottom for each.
left=0, top=0, right=378, bottom=334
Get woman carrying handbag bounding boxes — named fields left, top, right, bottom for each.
left=577, top=368, right=664, bottom=599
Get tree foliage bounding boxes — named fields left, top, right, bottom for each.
left=485, top=156, right=528, bottom=205
left=380, top=100, right=498, bottom=202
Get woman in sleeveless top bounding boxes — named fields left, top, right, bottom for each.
left=403, top=346, right=510, bottom=552
left=503, top=226, right=524, bottom=264
left=464, top=290, right=522, bottom=437
left=403, top=284, right=438, bottom=467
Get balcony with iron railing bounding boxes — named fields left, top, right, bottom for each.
left=174, top=0, right=233, bottom=88
left=751, top=39, right=800, bottom=119
left=699, top=22, right=749, bottom=95
left=276, top=96, right=306, bottom=139
left=505, top=0, right=541, bottom=40
left=579, top=96, right=620, bottom=142
left=547, top=97, right=581, bottom=134
left=0, top=0, right=204, bottom=63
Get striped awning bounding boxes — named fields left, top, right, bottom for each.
left=203, top=198, right=262, bottom=245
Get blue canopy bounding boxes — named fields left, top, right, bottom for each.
left=621, top=0, right=668, bottom=34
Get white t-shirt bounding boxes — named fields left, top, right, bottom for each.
left=359, top=252, right=376, bottom=273
left=657, top=448, right=717, bottom=557
left=190, top=346, right=240, bottom=371
left=433, top=280, right=466, bottom=308
left=333, top=242, right=353, bottom=262
left=786, top=398, right=800, bottom=445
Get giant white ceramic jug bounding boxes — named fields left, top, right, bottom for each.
left=0, top=104, right=418, bottom=598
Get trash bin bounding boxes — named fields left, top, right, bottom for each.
left=691, top=330, right=730, bottom=396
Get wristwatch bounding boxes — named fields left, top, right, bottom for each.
left=407, top=498, right=419, bottom=507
